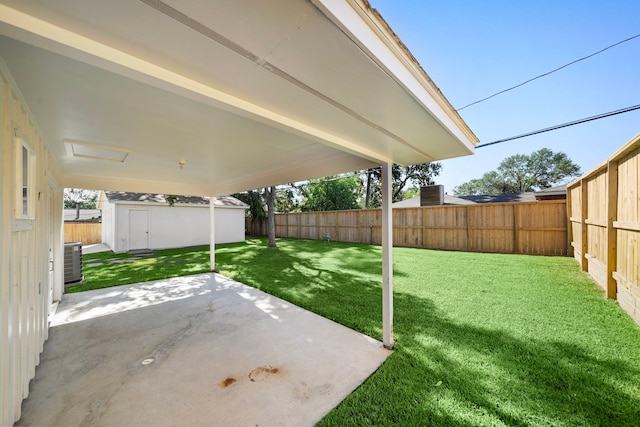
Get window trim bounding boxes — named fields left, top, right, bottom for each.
left=14, top=134, right=36, bottom=230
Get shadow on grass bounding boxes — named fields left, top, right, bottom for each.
left=216, top=239, right=640, bottom=426
left=69, top=246, right=211, bottom=293
left=216, top=239, right=384, bottom=337
left=324, top=289, right=640, bottom=426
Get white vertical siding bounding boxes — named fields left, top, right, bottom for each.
left=0, top=58, right=62, bottom=426
left=213, top=207, right=246, bottom=244
left=100, top=201, right=115, bottom=250
left=110, top=203, right=246, bottom=252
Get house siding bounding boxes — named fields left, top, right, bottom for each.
left=1, top=58, right=63, bottom=426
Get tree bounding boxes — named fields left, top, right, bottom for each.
left=363, top=162, right=442, bottom=208
left=299, top=175, right=360, bottom=212
left=234, top=186, right=283, bottom=247
left=454, top=148, right=581, bottom=196
left=452, top=171, right=510, bottom=196
left=274, top=188, right=298, bottom=213
left=63, top=188, right=98, bottom=209
left=264, top=186, right=277, bottom=247
left=233, top=190, right=266, bottom=220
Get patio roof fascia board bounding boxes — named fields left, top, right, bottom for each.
left=312, top=0, right=478, bottom=155
left=0, top=3, right=394, bottom=166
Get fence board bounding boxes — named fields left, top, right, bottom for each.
left=254, top=201, right=567, bottom=256
left=567, top=132, right=640, bottom=326
left=516, top=202, right=568, bottom=255
left=63, top=222, right=101, bottom=245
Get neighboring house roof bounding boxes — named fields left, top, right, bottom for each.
left=392, top=195, right=476, bottom=208
left=444, top=195, right=478, bottom=205
left=102, top=191, right=248, bottom=208
left=534, top=185, right=567, bottom=199
left=459, top=192, right=536, bottom=204
left=393, top=192, right=537, bottom=208
left=63, top=209, right=101, bottom=221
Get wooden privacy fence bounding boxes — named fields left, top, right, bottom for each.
left=64, top=222, right=102, bottom=245
left=567, top=133, right=640, bottom=325
left=245, top=217, right=267, bottom=237
left=247, top=200, right=568, bottom=255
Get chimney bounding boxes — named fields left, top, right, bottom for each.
left=420, top=185, right=444, bottom=206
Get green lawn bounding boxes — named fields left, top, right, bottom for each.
left=67, top=246, right=211, bottom=293
left=78, top=239, right=640, bottom=426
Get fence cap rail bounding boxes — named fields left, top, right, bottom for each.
left=568, top=131, right=640, bottom=188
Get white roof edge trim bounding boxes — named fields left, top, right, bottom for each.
left=103, top=200, right=248, bottom=209
left=0, top=3, right=393, bottom=165
left=312, top=0, right=477, bottom=153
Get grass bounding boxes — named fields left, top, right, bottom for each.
left=77, top=239, right=640, bottom=425
left=68, top=245, right=211, bottom=293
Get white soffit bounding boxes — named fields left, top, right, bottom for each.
left=312, top=0, right=477, bottom=149
left=0, top=0, right=477, bottom=196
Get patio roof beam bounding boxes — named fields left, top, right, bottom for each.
left=381, top=162, right=394, bottom=349
left=0, top=3, right=394, bottom=166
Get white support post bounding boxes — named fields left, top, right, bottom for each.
left=381, top=162, right=394, bottom=349
left=214, top=200, right=216, bottom=271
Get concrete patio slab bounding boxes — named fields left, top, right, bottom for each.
left=81, top=243, right=111, bottom=255
left=18, top=273, right=390, bottom=426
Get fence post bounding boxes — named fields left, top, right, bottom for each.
left=466, top=206, right=471, bottom=251
left=606, top=160, right=618, bottom=299
left=284, top=213, right=288, bottom=238
left=420, top=206, right=425, bottom=248
left=513, top=204, right=519, bottom=254
left=580, top=178, right=588, bottom=271
left=566, top=185, right=574, bottom=257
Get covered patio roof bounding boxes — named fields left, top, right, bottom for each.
left=0, top=0, right=476, bottom=196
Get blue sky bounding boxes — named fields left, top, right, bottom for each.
left=370, top=0, right=640, bottom=193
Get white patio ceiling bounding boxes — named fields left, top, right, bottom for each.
left=0, top=0, right=476, bottom=196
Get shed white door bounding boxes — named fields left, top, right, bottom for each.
left=129, top=209, right=149, bottom=250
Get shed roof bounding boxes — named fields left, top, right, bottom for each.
left=103, top=192, right=248, bottom=208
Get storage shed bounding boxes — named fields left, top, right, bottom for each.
left=99, top=191, right=248, bottom=252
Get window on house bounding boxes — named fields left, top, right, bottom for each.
left=16, top=137, right=35, bottom=219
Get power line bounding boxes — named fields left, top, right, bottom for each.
left=457, top=33, right=640, bottom=111
left=476, top=103, right=640, bottom=149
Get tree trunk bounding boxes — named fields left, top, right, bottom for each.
left=75, top=203, right=80, bottom=220
left=264, top=186, right=277, bottom=247
left=364, top=169, right=372, bottom=209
